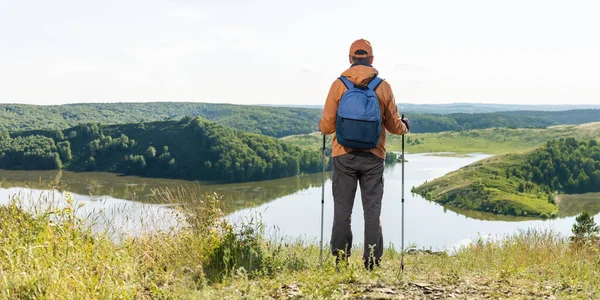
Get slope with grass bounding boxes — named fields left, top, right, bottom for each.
left=2, top=193, right=599, bottom=299
left=1, top=117, right=324, bottom=183
left=413, top=138, right=600, bottom=218
left=413, top=153, right=558, bottom=218
left=388, top=122, right=600, bottom=154
left=284, top=122, right=600, bottom=155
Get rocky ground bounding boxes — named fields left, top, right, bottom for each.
left=271, top=278, right=582, bottom=299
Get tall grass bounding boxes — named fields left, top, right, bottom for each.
left=1, top=188, right=599, bottom=298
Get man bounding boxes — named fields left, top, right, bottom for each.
left=319, top=38, right=410, bottom=270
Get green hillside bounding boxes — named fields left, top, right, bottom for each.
left=3, top=103, right=600, bottom=137
left=0, top=118, right=324, bottom=183
left=283, top=122, right=600, bottom=155
left=413, top=138, right=600, bottom=218
left=0, top=103, right=321, bottom=138
left=499, top=109, right=600, bottom=125
left=387, top=122, right=600, bottom=154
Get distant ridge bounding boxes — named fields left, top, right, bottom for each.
left=260, top=103, right=600, bottom=114
left=2, top=102, right=600, bottom=138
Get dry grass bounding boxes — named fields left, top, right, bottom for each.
left=1, top=190, right=599, bottom=299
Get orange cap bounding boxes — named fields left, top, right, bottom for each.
left=349, top=39, right=373, bottom=58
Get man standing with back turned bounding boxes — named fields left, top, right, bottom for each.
left=319, top=39, right=410, bottom=270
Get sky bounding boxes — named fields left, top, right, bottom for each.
left=1, top=0, right=599, bottom=106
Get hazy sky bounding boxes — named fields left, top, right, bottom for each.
left=1, top=0, right=599, bottom=105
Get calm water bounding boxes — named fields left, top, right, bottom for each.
left=229, top=153, right=600, bottom=251
left=1, top=153, right=599, bottom=249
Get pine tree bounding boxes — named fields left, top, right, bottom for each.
left=570, top=212, right=599, bottom=243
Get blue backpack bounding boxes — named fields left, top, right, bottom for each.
left=336, top=76, right=383, bottom=149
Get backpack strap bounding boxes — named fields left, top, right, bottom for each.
left=367, top=76, right=383, bottom=91
left=338, top=76, right=354, bottom=89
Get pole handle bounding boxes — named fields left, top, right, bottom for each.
left=322, top=135, right=326, bottom=151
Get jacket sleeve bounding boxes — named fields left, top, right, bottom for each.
left=380, top=81, right=408, bottom=135
left=319, top=79, right=345, bottom=135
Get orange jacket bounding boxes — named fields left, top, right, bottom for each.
left=319, top=65, right=408, bottom=159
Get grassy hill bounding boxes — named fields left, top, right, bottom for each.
left=1, top=118, right=324, bottom=183
left=388, top=122, right=600, bottom=154
left=3, top=103, right=600, bottom=138
left=283, top=122, right=600, bottom=155
left=413, top=138, right=600, bottom=218
left=412, top=153, right=558, bottom=218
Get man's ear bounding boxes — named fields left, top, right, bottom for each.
left=369, top=56, right=374, bottom=65
left=348, top=55, right=353, bottom=64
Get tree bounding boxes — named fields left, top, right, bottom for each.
left=86, top=157, right=96, bottom=170
left=547, top=194, right=555, bottom=204
left=570, top=212, right=599, bottom=243
left=52, top=152, right=63, bottom=169
left=168, top=158, right=177, bottom=175
left=54, top=130, right=65, bottom=141
left=125, top=155, right=146, bottom=175
left=532, top=167, right=543, bottom=182
left=144, top=146, right=157, bottom=160
left=577, top=170, right=590, bottom=192
left=119, top=134, right=129, bottom=148
left=57, top=141, right=72, bottom=162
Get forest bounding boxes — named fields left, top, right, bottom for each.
left=518, top=138, right=600, bottom=194
left=0, top=118, right=324, bottom=183
left=2, top=103, right=600, bottom=137
left=0, top=103, right=321, bottom=138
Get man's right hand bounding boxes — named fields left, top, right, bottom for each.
left=401, top=117, right=410, bottom=132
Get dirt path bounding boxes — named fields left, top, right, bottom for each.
left=272, top=279, right=563, bottom=299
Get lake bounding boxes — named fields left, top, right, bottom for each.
left=1, top=153, right=599, bottom=250
left=229, top=153, right=600, bottom=251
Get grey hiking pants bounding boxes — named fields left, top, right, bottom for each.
left=330, top=151, right=385, bottom=262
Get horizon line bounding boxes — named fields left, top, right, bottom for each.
left=2, top=101, right=600, bottom=108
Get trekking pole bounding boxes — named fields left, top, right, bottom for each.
left=401, top=114, right=406, bottom=272
left=320, top=134, right=326, bottom=266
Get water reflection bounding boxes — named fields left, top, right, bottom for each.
left=0, top=169, right=328, bottom=214
left=230, top=153, right=600, bottom=250
left=557, top=193, right=600, bottom=218
left=0, top=188, right=180, bottom=240
left=2, top=154, right=600, bottom=250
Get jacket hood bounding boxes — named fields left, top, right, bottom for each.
left=341, top=65, right=379, bottom=87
